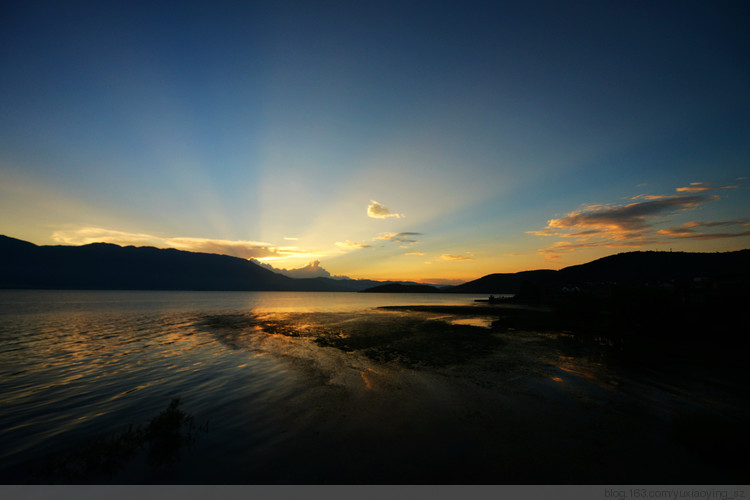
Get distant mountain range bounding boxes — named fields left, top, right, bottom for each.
left=1, top=235, right=748, bottom=293
left=360, top=283, right=442, bottom=293
left=0, top=235, right=416, bottom=292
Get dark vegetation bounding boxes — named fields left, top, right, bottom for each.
left=446, top=250, right=750, bottom=358
left=383, top=275, right=749, bottom=379
left=27, top=398, right=206, bottom=483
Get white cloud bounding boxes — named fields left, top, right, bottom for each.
left=367, top=200, right=404, bottom=219
left=253, top=259, right=350, bottom=279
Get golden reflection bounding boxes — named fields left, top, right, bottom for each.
left=447, top=317, right=494, bottom=328
left=554, top=354, right=620, bottom=390
left=360, top=368, right=386, bottom=391
left=110, top=383, right=151, bottom=401
left=557, top=362, right=598, bottom=381
left=552, top=376, right=563, bottom=383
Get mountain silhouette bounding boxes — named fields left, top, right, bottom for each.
left=450, top=250, right=750, bottom=294
left=360, top=283, right=442, bottom=293
left=0, top=235, right=431, bottom=292
left=0, top=235, right=295, bottom=291
left=2, top=235, right=749, bottom=293
left=449, top=270, right=557, bottom=294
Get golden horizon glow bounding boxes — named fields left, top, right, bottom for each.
left=4, top=176, right=750, bottom=284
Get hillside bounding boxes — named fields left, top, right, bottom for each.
left=0, top=235, right=395, bottom=292
left=3, top=235, right=749, bottom=294
left=450, top=270, right=557, bottom=294
left=0, top=235, right=294, bottom=291
left=450, top=250, right=750, bottom=294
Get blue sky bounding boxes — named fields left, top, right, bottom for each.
left=1, top=1, right=748, bottom=283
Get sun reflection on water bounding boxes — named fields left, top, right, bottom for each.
left=1, top=291, right=747, bottom=484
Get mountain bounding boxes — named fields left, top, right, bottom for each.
left=360, top=283, right=442, bottom=293
left=556, top=250, right=750, bottom=284
left=450, top=270, right=557, bottom=294
left=450, top=250, right=750, bottom=294
left=4, top=235, right=748, bottom=293
left=0, top=235, right=444, bottom=292
left=0, top=235, right=295, bottom=291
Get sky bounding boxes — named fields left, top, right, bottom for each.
left=1, top=1, right=749, bottom=284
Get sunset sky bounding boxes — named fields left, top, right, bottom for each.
left=1, top=1, right=748, bottom=284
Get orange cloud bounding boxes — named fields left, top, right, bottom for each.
left=529, top=183, right=746, bottom=258
left=544, top=196, right=709, bottom=234
left=441, top=253, right=474, bottom=261
left=676, top=182, right=739, bottom=193
left=657, top=220, right=750, bottom=240
left=683, top=220, right=748, bottom=228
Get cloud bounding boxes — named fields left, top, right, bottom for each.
left=403, top=252, right=425, bottom=256
left=376, top=232, right=422, bottom=244
left=367, top=200, right=404, bottom=219
left=657, top=220, right=750, bottom=240
left=252, top=259, right=351, bottom=279
left=51, top=227, right=324, bottom=261
left=335, top=240, right=372, bottom=249
left=441, top=253, right=474, bottom=261
left=683, top=220, right=748, bottom=228
left=530, top=182, right=745, bottom=259
left=656, top=228, right=695, bottom=237
left=667, top=230, right=750, bottom=240
left=544, top=196, right=710, bottom=233
left=630, top=194, right=683, bottom=200
left=676, top=182, right=739, bottom=193
left=421, top=278, right=465, bottom=286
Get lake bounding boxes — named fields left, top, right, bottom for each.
left=0, top=290, right=747, bottom=484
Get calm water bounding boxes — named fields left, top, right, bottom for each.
left=0, top=290, right=487, bottom=483
left=0, top=290, right=747, bottom=484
